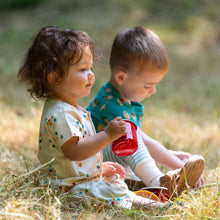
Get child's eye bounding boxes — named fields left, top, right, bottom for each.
left=80, top=68, right=86, bottom=72
left=79, top=67, right=93, bottom=72
left=144, top=85, right=152, bottom=89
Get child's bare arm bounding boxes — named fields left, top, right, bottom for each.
left=138, top=128, right=184, bottom=169
left=61, top=117, right=126, bottom=161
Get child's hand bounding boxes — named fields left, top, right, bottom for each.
left=102, top=161, right=126, bottom=179
left=169, top=150, right=191, bottom=161
left=104, top=117, right=127, bottom=141
left=194, top=176, right=205, bottom=188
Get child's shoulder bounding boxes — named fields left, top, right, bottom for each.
left=43, top=99, right=71, bottom=113
left=88, top=83, right=120, bottom=111
left=92, top=82, right=120, bottom=103
left=42, top=99, right=82, bottom=120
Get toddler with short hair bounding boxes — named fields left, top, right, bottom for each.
left=87, top=26, right=205, bottom=198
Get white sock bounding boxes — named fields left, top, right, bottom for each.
left=134, top=159, right=163, bottom=187
left=149, top=175, right=161, bottom=187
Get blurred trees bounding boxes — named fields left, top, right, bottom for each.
left=0, top=0, right=43, bottom=9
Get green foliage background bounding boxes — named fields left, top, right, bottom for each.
left=0, top=0, right=219, bottom=115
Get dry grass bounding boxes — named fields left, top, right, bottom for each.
left=0, top=0, right=220, bottom=218
left=143, top=110, right=220, bottom=169
left=0, top=103, right=219, bottom=219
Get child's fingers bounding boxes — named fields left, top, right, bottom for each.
left=117, top=120, right=126, bottom=131
left=107, top=165, right=116, bottom=171
left=103, top=163, right=116, bottom=172
left=114, top=118, right=126, bottom=133
left=112, top=117, right=126, bottom=128
left=103, top=162, right=126, bottom=178
left=102, top=164, right=116, bottom=177
left=113, top=163, right=126, bottom=178
left=194, top=176, right=205, bottom=188
left=173, top=151, right=191, bottom=161
left=114, top=116, right=123, bottom=121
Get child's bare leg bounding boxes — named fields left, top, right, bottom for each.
left=134, top=159, right=163, bottom=186
left=133, top=133, right=164, bottom=186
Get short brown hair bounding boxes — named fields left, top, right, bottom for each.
left=110, top=26, right=169, bottom=74
left=18, top=26, right=94, bottom=99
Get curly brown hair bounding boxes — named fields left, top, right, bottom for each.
left=18, top=26, right=95, bottom=99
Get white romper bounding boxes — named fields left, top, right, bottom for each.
left=38, top=100, right=135, bottom=208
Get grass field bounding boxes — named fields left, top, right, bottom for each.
left=0, top=0, right=220, bottom=219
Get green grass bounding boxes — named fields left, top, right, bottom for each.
left=0, top=0, right=220, bottom=219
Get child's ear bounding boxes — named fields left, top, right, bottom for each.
left=47, top=72, right=59, bottom=87
left=114, top=71, right=128, bottom=85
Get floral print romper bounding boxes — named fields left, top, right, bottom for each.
left=38, top=100, right=135, bottom=208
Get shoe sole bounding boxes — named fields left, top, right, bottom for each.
left=175, top=156, right=205, bottom=197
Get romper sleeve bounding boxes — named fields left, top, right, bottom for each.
left=45, top=108, right=84, bottom=149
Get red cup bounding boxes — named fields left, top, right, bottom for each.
left=112, top=120, right=138, bottom=156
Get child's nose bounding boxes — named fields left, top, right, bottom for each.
left=150, top=87, right=156, bottom=94
left=88, top=71, right=94, bottom=79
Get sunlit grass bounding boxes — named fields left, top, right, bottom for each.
left=0, top=102, right=219, bottom=219
left=0, top=0, right=220, bottom=218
